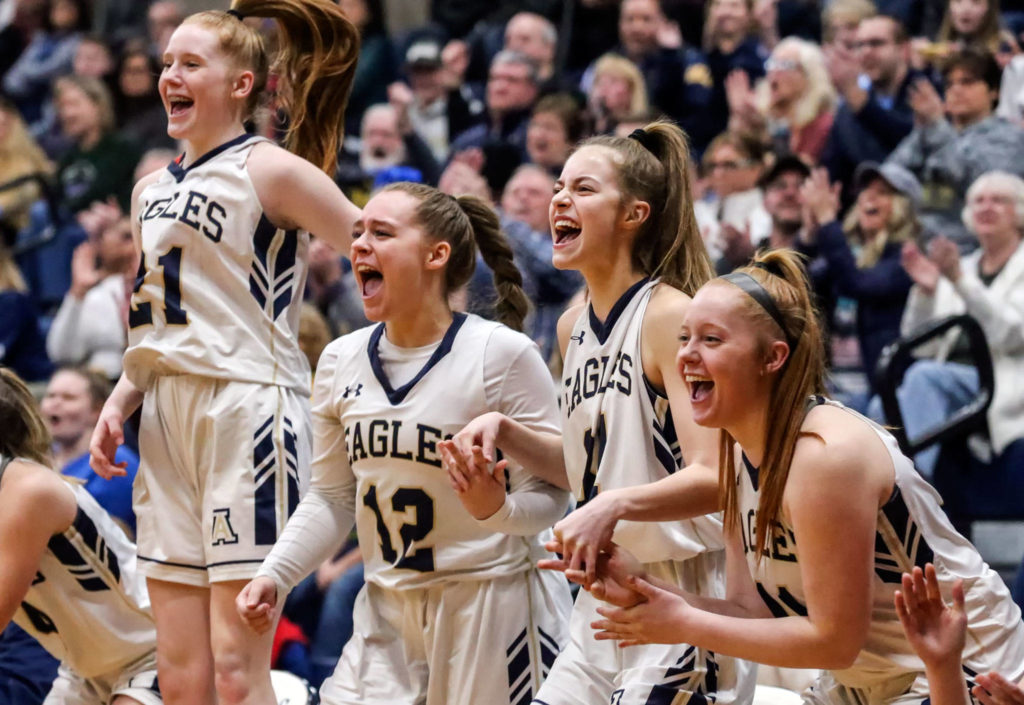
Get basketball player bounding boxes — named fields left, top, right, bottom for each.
left=0, top=367, right=160, bottom=705
left=579, top=249, right=1024, bottom=705
left=447, top=122, right=755, bottom=705
left=236, top=183, right=573, bottom=705
left=87, top=3, right=362, bottom=704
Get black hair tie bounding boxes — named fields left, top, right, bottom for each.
left=226, top=8, right=244, bottom=20
left=721, top=271, right=799, bottom=352
left=628, top=128, right=657, bottom=155
left=751, top=260, right=786, bottom=278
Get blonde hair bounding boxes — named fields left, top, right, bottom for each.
left=963, top=171, right=1024, bottom=231
left=184, top=1, right=360, bottom=175
left=592, top=53, right=650, bottom=117
left=762, top=38, right=837, bottom=128
left=380, top=182, right=530, bottom=331
left=939, top=0, right=1003, bottom=53
left=0, top=367, right=52, bottom=466
left=0, top=100, right=52, bottom=178
left=822, top=0, right=877, bottom=42
left=843, top=191, right=918, bottom=267
left=55, top=75, right=116, bottom=134
left=716, top=249, right=826, bottom=561
left=580, top=121, right=713, bottom=295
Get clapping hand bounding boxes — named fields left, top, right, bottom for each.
left=928, top=236, right=961, bottom=283
left=908, top=78, right=945, bottom=125
left=894, top=564, right=966, bottom=668
left=901, top=241, right=941, bottom=295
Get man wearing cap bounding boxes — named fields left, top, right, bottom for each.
left=886, top=48, right=1024, bottom=249
left=823, top=13, right=921, bottom=203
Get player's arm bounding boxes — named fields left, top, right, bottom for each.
left=0, top=462, right=76, bottom=631
left=445, top=331, right=570, bottom=534
left=552, top=287, right=720, bottom=583
left=247, top=143, right=361, bottom=253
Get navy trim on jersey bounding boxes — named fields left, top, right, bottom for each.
left=137, top=555, right=206, bottom=570
left=368, top=312, right=468, bottom=405
left=587, top=277, right=649, bottom=344
left=167, top=133, right=255, bottom=182
left=741, top=453, right=759, bottom=491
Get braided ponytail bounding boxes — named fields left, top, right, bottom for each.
left=455, top=195, right=530, bottom=332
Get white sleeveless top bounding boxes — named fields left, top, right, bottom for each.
left=123, top=134, right=311, bottom=395
left=1, top=456, right=155, bottom=678
left=561, top=279, right=724, bottom=563
left=737, top=397, right=1024, bottom=689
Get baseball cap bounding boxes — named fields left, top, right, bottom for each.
left=405, top=39, right=443, bottom=70
left=758, top=154, right=811, bottom=189
left=854, top=162, right=923, bottom=208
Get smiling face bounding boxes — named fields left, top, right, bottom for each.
left=550, top=145, right=638, bottom=273
left=678, top=283, right=776, bottom=429
left=158, top=22, right=249, bottom=143
left=350, top=190, right=447, bottom=323
left=526, top=111, right=571, bottom=170
left=855, top=177, right=896, bottom=235
left=767, top=45, right=807, bottom=108
left=40, top=370, right=98, bottom=447
left=968, top=186, right=1021, bottom=249
left=502, top=167, right=555, bottom=233
left=619, top=0, right=661, bottom=57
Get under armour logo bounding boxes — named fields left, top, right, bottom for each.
left=570, top=331, right=586, bottom=344
left=343, top=383, right=363, bottom=398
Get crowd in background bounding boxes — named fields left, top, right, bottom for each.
left=3, top=0, right=1024, bottom=696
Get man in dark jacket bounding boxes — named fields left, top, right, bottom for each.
left=822, top=14, right=918, bottom=202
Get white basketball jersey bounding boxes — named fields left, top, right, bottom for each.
left=561, top=279, right=724, bottom=563
left=320, top=313, right=557, bottom=590
left=123, top=135, right=311, bottom=395
left=3, top=459, right=156, bottom=679
left=738, top=397, right=1024, bottom=690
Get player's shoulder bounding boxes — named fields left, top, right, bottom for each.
left=645, top=282, right=693, bottom=327
left=0, top=459, right=77, bottom=532
left=556, top=301, right=587, bottom=353
left=317, top=324, right=377, bottom=369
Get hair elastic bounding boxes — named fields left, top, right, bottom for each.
left=628, top=128, right=657, bottom=154
left=751, top=259, right=786, bottom=278
left=721, top=271, right=799, bottom=352
left=226, top=8, right=244, bottom=20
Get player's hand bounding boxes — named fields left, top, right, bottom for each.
left=592, top=574, right=691, bottom=647
left=540, top=542, right=646, bottom=608
left=440, top=440, right=508, bottom=520
left=236, top=577, right=279, bottom=635
left=894, top=563, right=966, bottom=669
left=974, top=672, right=1024, bottom=705
left=447, top=412, right=505, bottom=473
left=550, top=491, right=625, bottom=587
left=89, top=405, right=128, bottom=480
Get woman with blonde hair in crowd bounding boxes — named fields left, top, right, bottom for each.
left=0, top=95, right=52, bottom=239
left=727, top=36, right=837, bottom=163
left=589, top=53, right=650, bottom=134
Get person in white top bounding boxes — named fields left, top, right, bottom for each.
left=447, top=121, right=754, bottom=705
left=563, top=249, right=1024, bottom=705
left=237, top=183, right=572, bottom=705
left=87, top=3, right=362, bottom=705
left=0, top=367, right=159, bottom=705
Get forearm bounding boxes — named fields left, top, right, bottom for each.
left=107, top=374, right=144, bottom=418
left=256, top=489, right=356, bottom=595
left=46, top=295, right=86, bottom=362
left=605, top=464, right=720, bottom=523
left=496, top=416, right=568, bottom=490
left=921, top=657, right=972, bottom=705
left=477, top=481, right=570, bottom=536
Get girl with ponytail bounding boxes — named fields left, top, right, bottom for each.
left=572, top=249, right=1024, bottom=705
left=238, top=182, right=572, bottom=704
left=87, top=2, right=363, bottom=703
left=446, top=121, right=755, bottom=704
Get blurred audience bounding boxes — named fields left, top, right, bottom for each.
left=0, top=231, right=51, bottom=383
left=526, top=93, right=587, bottom=175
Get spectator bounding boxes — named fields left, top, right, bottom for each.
left=146, top=0, right=183, bottom=58
left=939, top=0, right=1008, bottom=57
left=887, top=48, right=1024, bottom=248
left=448, top=50, right=540, bottom=192
left=41, top=365, right=139, bottom=534
left=393, top=38, right=485, bottom=163
left=728, top=36, right=837, bottom=163
left=503, top=11, right=559, bottom=89
left=694, top=131, right=772, bottom=258
left=335, top=102, right=440, bottom=205
left=997, top=51, right=1024, bottom=122
left=112, top=40, right=175, bottom=150
left=588, top=53, right=650, bottom=134
left=585, top=0, right=715, bottom=151
left=823, top=14, right=919, bottom=201
left=305, top=238, right=369, bottom=337
left=2, top=0, right=89, bottom=126
left=822, top=0, right=877, bottom=51
left=0, top=95, right=53, bottom=239
left=53, top=74, right=141, bottom=214
left=71, top=34, right=113, bottom=80
left=500, top=162, right=553, bottom=236
left=704, top=0, right=770, bottom=137
left=0, top=0, right=48, bottom=79
left=802, top=163, right=919, bottom=390
left=46, top=208, right=135, bottom=378
left=887, top=171, right=1024, bottom=478
left=338, top=0, right=396, bottom=136
left=526, top=93, right=588, bottom=176
left=0, top=233, right=52, bottom=383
